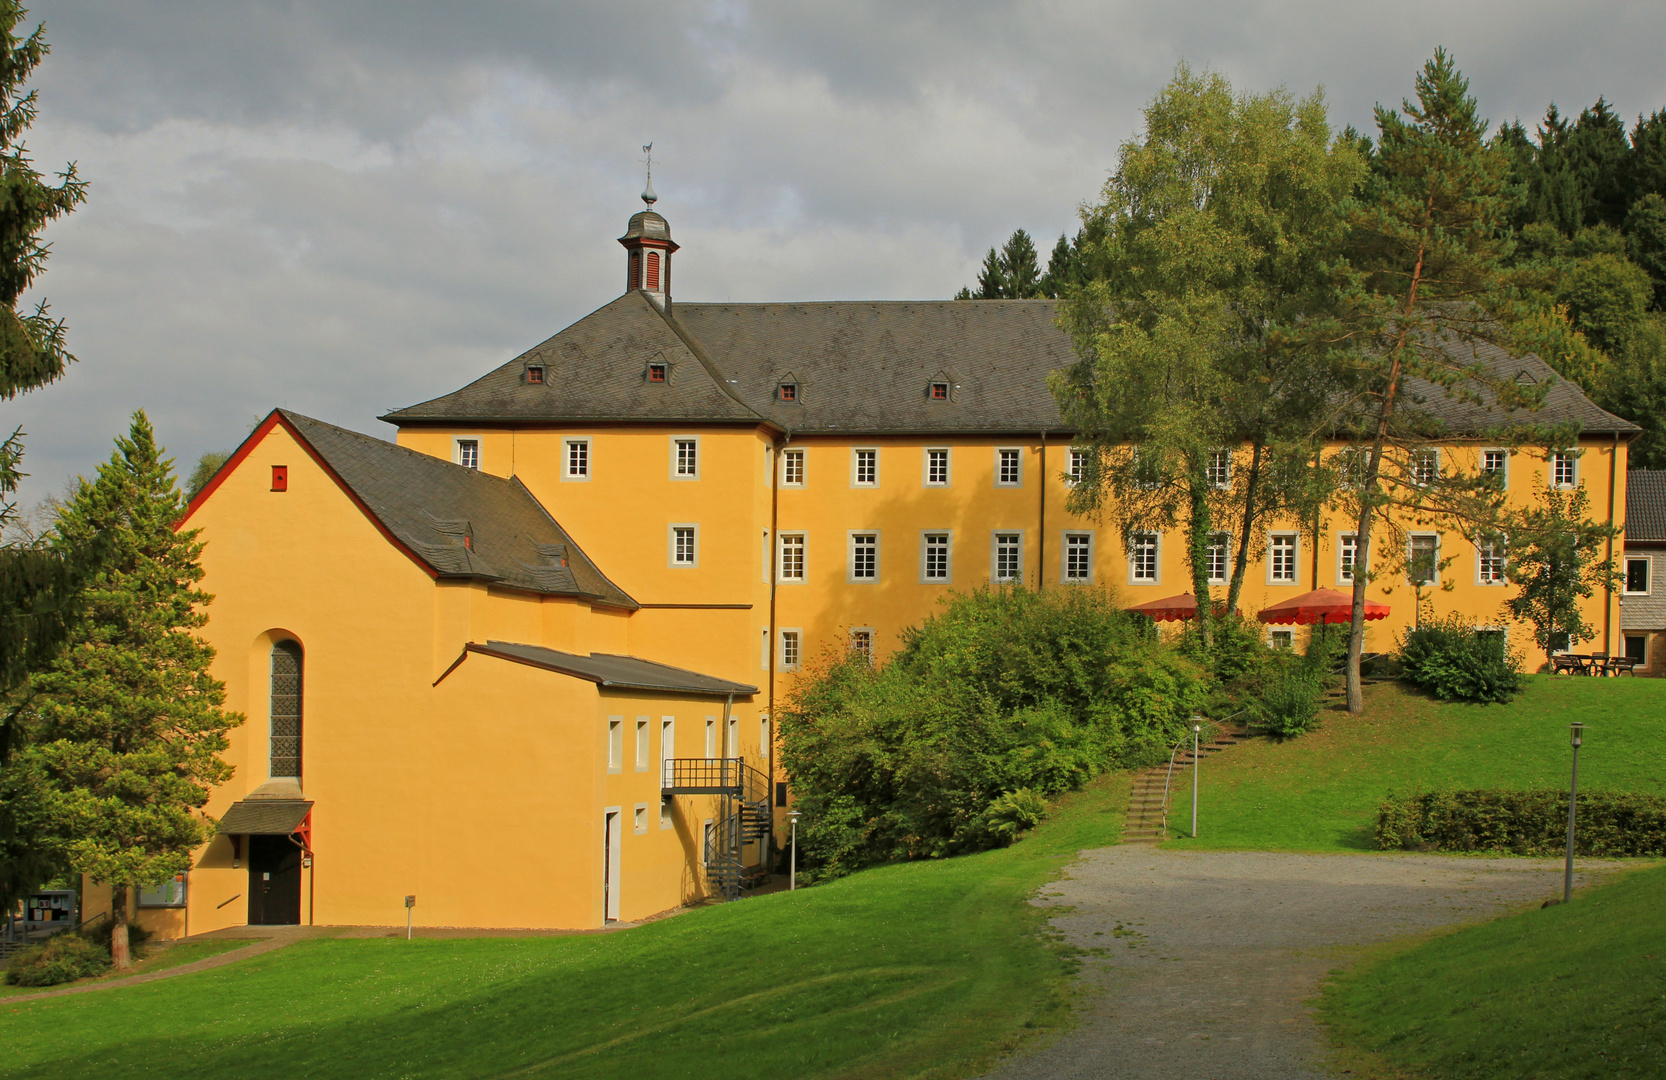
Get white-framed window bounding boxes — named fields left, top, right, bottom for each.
left=1481, top=448, right=1508, bottom=483
left=852, top=448, right=879, bottom=487
left=1063, top=532, right=1093, bottom=582
left=1129, top=532, right=1159, bottom=583
left=1269, top=629, right=1294, bottom=650
left=849, top=627, right=874, bottom=662
left=779, top=629, right=802, bottom=671
left=672, top=436, right=700, bottom=480
left=924, top=448, right=950, bottom=487
left=992, top=531, right=1024, bottom=583
left=996, top=447, right=1023, bottom=487
left=701, top=819, right=713, bottom=866
left=635, top=717, right=650, bottom=771
left=1206, top=450, right=1232, bottom=489
left=562, top=438, right=590, bottom=481
left=1206, top=532, right=1230, bottom=584
left=1625, top=556, right=1651, bottom=595
left=1338, top=533, right=1359, bottom=584
left=138, top=874, right=187, bottom=908
left=1412, top=448, right=1440, bottom=487
left=1478, top=538, right=1507, bottom=585
left=778, top=533, right=805, bottom=581
left=1408, top=533, right=1439, bottom=585
left=634, top=803, right=648, bottom=835
left=1339, top=447, right=1371, bottom=488
left=1552, top=449, right=1578, bottom=489
left=848, top=531, right=879, bottom=582
left=454, top=437, right=481, bottom=470
left=669, top=524, right=698, bottom=568
left=781, top=448, right=805, bottom=487
left=921, top=531, right=952, bottom=583
left=607, top=716, right=623, bottom=774
left=1269, top=533, right=1298, bottom=583
left=726, top=716, right=738, bottom=758
left=660, top=717, right=675, bottom=786
left=1067, top=448, right=1088, bottom=485
left=704, top=717, right=717, bottom=759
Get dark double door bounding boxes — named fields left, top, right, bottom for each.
left=248, top=834, right=303, bottom=925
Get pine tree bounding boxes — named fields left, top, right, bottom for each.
left=960, top=228, right=1047, bottom=299
left=23, top=412, right=241, bottom=969
left=0, top=0, right=88, bottom=919
left=1337, top=50, right=1549, bottom=712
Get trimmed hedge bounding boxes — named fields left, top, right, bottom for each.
left=1376, top=789, right=1666, bottom=856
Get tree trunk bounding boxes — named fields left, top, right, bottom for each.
left=1187, top=472, right=1214, bottom=650
left=1225, top=442, right=1264, bottom=616
left=110, top=884, right=131, bottom=971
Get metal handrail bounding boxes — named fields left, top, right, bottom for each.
left=663, top=757, right=769, bottom=804
left=1159, top=711, right=1245, bottom=838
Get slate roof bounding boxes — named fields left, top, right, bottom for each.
left=217, top=798, right=312, bottom=835
left=469, top=641, right=758, bottom=696
left=280, top=411, right=638, bottom=608
left=1626, top=471, right=1666, bottom=542
left=382, top=295, right=1639, bottom=438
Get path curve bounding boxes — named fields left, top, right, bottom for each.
left=984, top=848, right=1624, bottom=1080
left=4, top=934, right=293, bottom=1004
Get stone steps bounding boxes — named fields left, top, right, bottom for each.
left=1121, top=728, right=1250, bottom=844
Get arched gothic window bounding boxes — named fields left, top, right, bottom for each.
left=270, top=641, right=303, bottom=778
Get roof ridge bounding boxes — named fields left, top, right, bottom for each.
left=509, top=474, right=639, bottom=610
left=646, top=295, right=766, bottom=418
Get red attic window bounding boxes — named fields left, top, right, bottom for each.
left=778, top=383, right=797, bottom=402
left=526, top=365, right=544, bottom=385
left=930, top=382, right=949, bottom=400
left=271, top=465, right=288, bottom=492
left=648, top=363, right=667, bottom=383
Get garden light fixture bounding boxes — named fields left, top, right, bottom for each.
left=1564, top=723, right=1583, bottom=904
left=1192, top=721, right=1201, bottom=839
left=789, top=809, right=801, bottom=891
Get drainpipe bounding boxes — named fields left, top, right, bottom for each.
left=767, top=433, right=786, bottom=861
left=1037, top=432, right=1047, bottom=587
left=1605, top=431, right=1618, bottom=654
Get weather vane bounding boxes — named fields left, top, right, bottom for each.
left=641, top=142, right=657, bottom=207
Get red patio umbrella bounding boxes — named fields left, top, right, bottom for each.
left=1126, top=593, right=1201, bottom=622
left=1257, top=587, right=1389, bottom=626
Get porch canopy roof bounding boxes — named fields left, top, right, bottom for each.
left=1257, top=587, right=1390, bottom=626
left=217, top=799, right=313, bottom=835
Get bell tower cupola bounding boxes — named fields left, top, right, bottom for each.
left=619, top=143, right=678, bottom=310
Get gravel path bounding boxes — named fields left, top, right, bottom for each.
left=985, top=848, right=1626, bottom=1080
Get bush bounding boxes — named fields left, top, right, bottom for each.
left=1398, top=615, right=1524, bottom=703
left=779, top=585, right=1205, bottom=878
left=4, top=932, right=111, bottom=987
left=1231, top=622, right=1340, bottom=737
left=1376, top=789, right=1666, bottom=856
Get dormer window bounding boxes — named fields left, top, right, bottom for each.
left=648, top=363, right=667, bottom=383
left=526, top=365, right=545, bottom=385
left=779, top=383, right=797, bottom=402
left=930, top=381, right=949, bottom=400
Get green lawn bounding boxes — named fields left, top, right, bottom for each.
left=0, top=772, right=1130, bottom=1080
left=0, top=938, right=250, bottom=998
left=1317, top=861, right=1666, bottom=1079
left=1164, top=676, right=1666, bottom=852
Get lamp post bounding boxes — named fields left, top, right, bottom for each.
left=1564, top=723, right=1583, bottom=904
left=1191, top=721, right=1201, bottom=839
left=788, top=808, right=801, bottom=891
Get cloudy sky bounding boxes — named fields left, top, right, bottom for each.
left=4, top=0, right=1664, bottom=512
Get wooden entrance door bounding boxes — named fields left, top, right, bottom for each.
left=247, top=835, right=302, bottom=925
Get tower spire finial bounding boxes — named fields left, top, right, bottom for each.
left=641, top=142, right=657, bottom=207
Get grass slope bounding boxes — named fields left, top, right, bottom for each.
left=1317, top=862, right=1666, bottom=1079
left=0, top=939, right=249, bottom=998
left=1164, top=677, right=1666, bottom=852
left=0, top=774, right=1129, bottom=1080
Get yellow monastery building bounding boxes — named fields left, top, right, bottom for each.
left=91, top=196, right=1638, bottom=936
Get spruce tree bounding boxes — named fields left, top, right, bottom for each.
left=24, top=412, right=241, bottom=968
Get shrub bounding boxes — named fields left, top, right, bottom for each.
left=779, top=585, right=1205, bottom=878
left=4, top=932, right=111, bottom=987
left=1398, top=615, right=1524, bottom=703
left=1376, top=789, right=1666, bottom=856
left=1233, top=623, right=1341, bottom=737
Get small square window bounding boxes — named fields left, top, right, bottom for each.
left=648, top=363, right=668, bottom=383
left=634, top=804, right=648, bottom=835
left=526, top=365, right=545, bottom=385
left=1269, top=629, right=1294, bottom=650
left=455, top=439, right=480, bottom=470
left=779, top=383, right=797, bottom=402
left=930, top=382, right=949, bottom=400
left=850, top=628, right=874, bottom=662
left=1553, top=450, right=1577, bottom=488
left=996, top=448, right=1022, bottom=486
left=1482, top=449, right=1507, bottom=476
